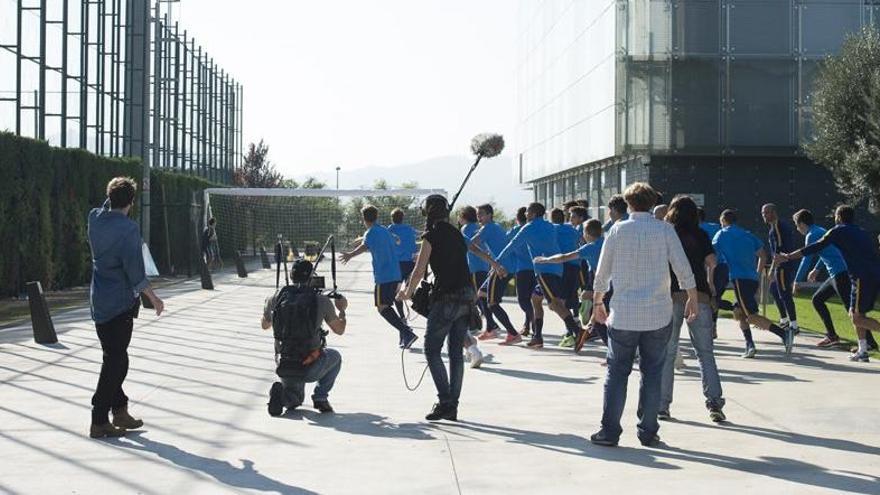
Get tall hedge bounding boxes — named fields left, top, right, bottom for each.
left=0, top=132, right=217, bottom=297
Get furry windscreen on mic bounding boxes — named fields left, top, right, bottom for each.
left=470, top=133, right=505, bottom=158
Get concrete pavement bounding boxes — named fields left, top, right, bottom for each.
left=1, top=257, right=878, bottom=494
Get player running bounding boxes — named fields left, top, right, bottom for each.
left=550, top=208, right=583, bottom=347
left=762, top=204, right=799, bottom=335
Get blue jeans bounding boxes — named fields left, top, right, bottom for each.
left=601, top=322, right=672, bottom=442
left=278, top=348, right=342, bottom=407
left=425, top=290, right=472, bottom=405
left=660, top=300, right=724, bottom=412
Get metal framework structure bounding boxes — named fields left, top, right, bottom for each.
left=0, top=0, right=243, bottom=185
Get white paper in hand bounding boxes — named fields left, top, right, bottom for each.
left=143, top=242, right=160, bottom=277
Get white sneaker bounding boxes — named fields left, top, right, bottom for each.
left=470, top=346, right=484, bottom=369
left=849, top=351, right=870, bottom=363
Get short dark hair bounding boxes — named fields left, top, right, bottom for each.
left=459, top=205, right=478, bottom=223
left=623, top=182, right=658, bottom=213
left=477, top=203, right=494, bottom=217
left=516, top=206, right=527, bottom=224
left=569, top=206, right=588, bottom=221
left=527, top=202, right=546, bottom=218
left=793, top=209, right=814, bottom=226
left=290, top=258, right=313, bottom=283
left=563, top=200, right=579, bottom=211
left=361, top=205, right=378, bottom=223
left=106, top=177, right=137, bottom=209
left=836, top=205, right=855, bottom=224
left=585, top=219, right=602, bottom=238
left=550, top=208, right=565, bottom=224
left=391, top=208, right=404, bottom=224
left=208, top=217, right=216, bottom=226
left=576, top=199, right=589, bottom=209
left=607, top=195, right=627, bottom=215
left=720, top=209, right=738, bottom=224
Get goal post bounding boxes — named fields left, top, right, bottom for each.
left=203, top=187, right=446, bottom=261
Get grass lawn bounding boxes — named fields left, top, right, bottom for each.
left=720, top=289, right=880, bottom=358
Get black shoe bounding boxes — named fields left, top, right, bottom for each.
left=639, top=434, right=661, bottom=447
left=590, top=430, right=618, bottom=447
left=658, top=409, right=671, bottom=421
left=402, top=331, right=419, bottom=350
left=313, top=399, right=334, bottom=414
left=425, top=402, right=458, bottom=421
left=268, top=382, right=283, bottom=417
left=709, top=407, right=726, bottom=423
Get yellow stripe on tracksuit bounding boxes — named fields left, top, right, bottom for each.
left=538, top=274, right=556, bottom=299
left=734, top=280, right=752, bottom=316
left=855, top=279, right=861, bottom=313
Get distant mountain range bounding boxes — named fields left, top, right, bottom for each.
left=293, top=155, right=532, bottom=217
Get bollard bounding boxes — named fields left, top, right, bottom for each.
left=259, top=246, right=271, bottom=269
left=26, top=281, right=58, bottom=344
left=234, top=251, right=248, bottom=278
left=200, top=259, right=214, bottom=290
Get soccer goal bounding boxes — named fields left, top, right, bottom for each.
left=204, top=187, right=446, bottom=260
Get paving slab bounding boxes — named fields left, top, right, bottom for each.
left=1, top=257, right=878, bottom=494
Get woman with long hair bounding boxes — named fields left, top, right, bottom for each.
left=660, top=195, right=726, bottom=423
left=399, top=195, right=476, bottom=421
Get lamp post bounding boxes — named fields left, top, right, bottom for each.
left=336, top=166, right=341, bottom=190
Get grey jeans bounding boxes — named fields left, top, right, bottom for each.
left=660, top=300, right=724, bottom=411
left=278, top=348, right=342, bottom=407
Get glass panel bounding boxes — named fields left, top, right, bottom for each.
left=624, top=61, right=670, bottom=150
left=671, top=57, right=722, bottom=150
left=728, top=58, right=796, bottom=148
left=672, top=0, right=720, bottom=55
left=729, top=1, right=792, bottom=55
left=800, top=3, right=863, bottom=55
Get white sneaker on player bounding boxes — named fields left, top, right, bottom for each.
left=470, top=346, right=484, bottom=369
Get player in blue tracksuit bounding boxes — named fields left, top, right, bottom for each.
left=603, top=195, right=629, bottom=232
left=779, top=205, right=880, bottom=362
left=467, top=204, right=523, bottom=345
left=762, top=204, right=799, bottom=333
left=459, top=206, right=498, bottom=332
left=340, top=205, right=418, bottom=349
left=388, top=208, right=419, bottom=322
left=699, top=207, right=728, bottom=334
left=509, top=207, right=536, bottom=337
left=550, top=208, right=583, bottom=338
left=535, top=218, right=606, bottom=352
left=492, top=202, right=585, bottom=348
left=712, top=209, right=791, bottom=358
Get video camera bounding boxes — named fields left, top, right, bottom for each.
left=275, top=235, right=344, bottom=300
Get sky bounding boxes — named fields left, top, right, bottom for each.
left=174, top=0, right=518, bottom=182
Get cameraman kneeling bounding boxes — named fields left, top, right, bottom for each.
left=261, top=259, right=347, bottom=416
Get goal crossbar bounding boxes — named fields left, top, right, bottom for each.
left=204, top=188, right=447, bottom=198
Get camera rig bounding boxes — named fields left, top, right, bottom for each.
left=275, top=235, right=343, bottom=300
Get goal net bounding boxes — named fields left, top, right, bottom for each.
left=204, top=187, right=446, bottom=261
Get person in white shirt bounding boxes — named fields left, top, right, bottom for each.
left=589, top=182, right=698, bottom=448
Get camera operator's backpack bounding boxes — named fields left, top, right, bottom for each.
left=272, top=286, right=323, bottom=375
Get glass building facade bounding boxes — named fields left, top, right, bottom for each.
left=516, top=0, right=880, bottom=227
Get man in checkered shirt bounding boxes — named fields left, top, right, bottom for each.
left=589, top=182, right=698, bottom=448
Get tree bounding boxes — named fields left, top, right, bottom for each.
left=808, top=28, right=880, bottom=211
left=234, top=140, right=283, bottom=188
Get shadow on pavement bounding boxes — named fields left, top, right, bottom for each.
left=114, top=431, right=318, bottom=494
left=479, top=366, right=597, bottom=384
left=284, top=410, right=437, bottom=441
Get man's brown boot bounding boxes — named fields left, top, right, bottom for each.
left=111, top=406, right=144, bottom=430
left=90, top=423, right=126, bottom=439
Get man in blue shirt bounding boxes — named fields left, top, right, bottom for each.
left=459, top=206, right=498, bottom=333
left=535, top=218, right=606, bottom=352
left=551, top=208, right=583, bottom=347
left=762, top=204, right=800, bottom=334
left=492, top=202, right=585, bottom=348
left=510, top=207, right=536, bottom=337
left=87, top=177, right=163, bottom=439
left=340, top=205, right=417, bottom=349
left=468, top=204, right=523, bottom=345
left=603, top=195, right=629, bottom=232
left=777, top=205, right=880, bottom=362
left=699, top=207, right=727, bottom=335
left=387, top=208, right=419, bottom=321
left=713, top=209, right=791, bottom=358
left=791, top=209, right=851, bottom=348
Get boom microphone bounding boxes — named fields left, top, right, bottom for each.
left=449, top=133, right=505, bottom=211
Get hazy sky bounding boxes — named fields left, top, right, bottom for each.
left=174, top=0, right=517, bottom=179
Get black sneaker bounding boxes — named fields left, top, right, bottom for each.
left=268, top=382, right=283, bottom=417
left=709, top=408, right=726, bottom=423
left=658, top=409, right=671, bottom=421
left=526, top=337, right=544, bottom=349
left=402, top=331, right=419, bottom=350
left=425, top=402, right=458, bottom=421
left=589, top=430, right=618, bottom=447
left=313, top=399, right=335, bottom=414
left=639, top=434, right=661, bottom=447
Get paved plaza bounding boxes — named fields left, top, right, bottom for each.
left=1, top=257, right=878, bottom=494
